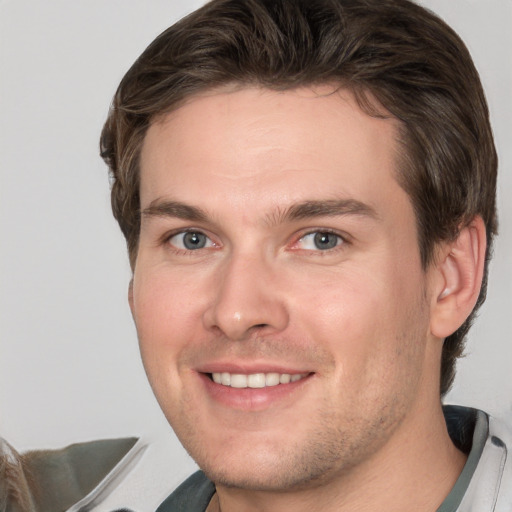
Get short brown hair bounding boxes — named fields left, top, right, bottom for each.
left=100, top=0, right=497, bottom=396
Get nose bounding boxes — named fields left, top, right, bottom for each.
left=203, top=252, right=289, bottom=341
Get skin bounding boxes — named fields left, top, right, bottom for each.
left=131, top=86, right=474, bottom=511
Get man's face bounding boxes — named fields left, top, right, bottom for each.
left=132, top=87, right=438, bottom=490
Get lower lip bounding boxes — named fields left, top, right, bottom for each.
left=198, top=372, right=313, bottom=411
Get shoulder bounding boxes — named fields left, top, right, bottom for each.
left=453, top=408, right=512, bottom=511
left=156, top=471, right=215, bottom=512
left=485, top=413, right=512, bottom=510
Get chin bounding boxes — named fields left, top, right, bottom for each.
left=181, top=426, right=351, bottom=493
left=202, top=458, right=331, bottom=492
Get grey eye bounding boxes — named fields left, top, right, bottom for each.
left=299, top=231, right=342, bottom=251
left=169, top=231, right=212, bottom=250
left=313, top=232, right=339, bottom=250
left=183, top=232, right=207, bottom=249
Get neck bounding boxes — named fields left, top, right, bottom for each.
left=210, top=401, right=466, bottom=512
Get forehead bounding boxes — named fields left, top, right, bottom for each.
left=139, top=86, right=404, bottom=216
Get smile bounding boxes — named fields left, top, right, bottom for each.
left=210, top=372, right=309, bottom=388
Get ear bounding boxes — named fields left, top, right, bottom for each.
left=429, top=216, right=487, bottom=339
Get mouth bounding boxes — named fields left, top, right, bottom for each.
left=209, top=371, right=310, bottom=389
left=197, top=369, right=314, bottom=411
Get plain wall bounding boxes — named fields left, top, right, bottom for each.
left=1, top=0, right=511, bottom=468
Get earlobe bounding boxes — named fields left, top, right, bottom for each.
left=430, top=216, right=487, bottom=339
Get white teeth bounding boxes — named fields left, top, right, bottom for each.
left=230, top=374, right=248, bottom=388
left=210, top=372, right=308, bottom=388
left=265, top=373, right=280, bottom=387
left=279, top=374, right=291, bottom=384
left=247, top=373, right=266, bottom=388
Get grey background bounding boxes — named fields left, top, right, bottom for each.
left=1, top=0, right=510, bottom=469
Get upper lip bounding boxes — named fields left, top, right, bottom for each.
left=196, top=361, right=312, bottom=375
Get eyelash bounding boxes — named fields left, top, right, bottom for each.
left=164, top=229, right=217, bottom=254
left=292, top=229, right=348, bottom=254
left=162, top=228, right=349, bottom=256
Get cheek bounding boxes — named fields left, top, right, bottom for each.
left=293, top=261, right=427, bottom=387
left=131, top=270, right=209, bottom=419
left=294, top=266, right=387, bottom=341
left=132, top=270, right=204, bottom=374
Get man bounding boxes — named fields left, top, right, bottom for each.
left=97, top=0, right=510, bottom=510
left=0, top=0, right=509, bottom=511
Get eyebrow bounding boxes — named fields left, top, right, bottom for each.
left=141, top=200, right=208, bottom=222
left=141, top=198, right=378, bottom=225
left=276, top=199, right=378, bottom=224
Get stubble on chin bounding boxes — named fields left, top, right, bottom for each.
left=180, top=389, right=408, bottom=494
